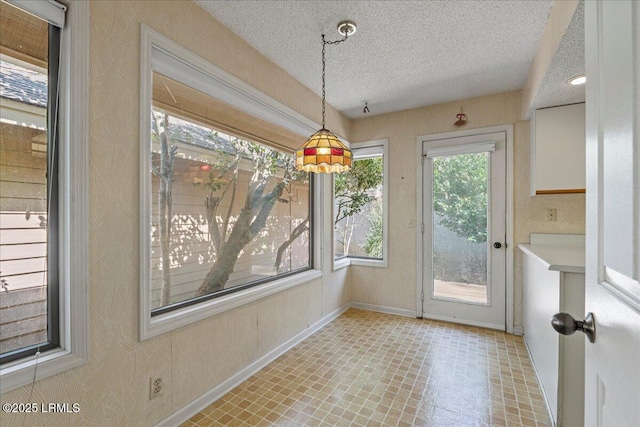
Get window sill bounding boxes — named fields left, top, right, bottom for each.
left=333, top=258, right=351, bottom=271
left=140, top=269, right=323, bottom=340
left=350, top=258, right=388, bottom=268
left=332, top=257, right=388, bottom=271
left=1, top=348, right=87, bottom=394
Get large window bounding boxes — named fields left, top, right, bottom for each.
left=333, top=140, right=388, bottom=267
left=140, top=28, right=320, bottom=337
left=0, top=1, right=60, bottom=364
left=0, top=0, right=88, bottom=392
left=149, top=78, right=312, bottom=312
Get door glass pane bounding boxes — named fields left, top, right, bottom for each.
left=432, top=152, right=488, bottom=304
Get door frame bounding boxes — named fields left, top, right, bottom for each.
left=416, top=124, right=514, bottom=333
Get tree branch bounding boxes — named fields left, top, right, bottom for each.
left=273, top=214, right=309, bottom=273
left=250, top=181, right=286, bottom=237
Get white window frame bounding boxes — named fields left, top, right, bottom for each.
left=0, top=0, right=89, bottom=394
left=4, top=0, right=65, bottom=27
left=332, top=138, right=389, bottom=270
left=139, top=26, right=327, bottom=340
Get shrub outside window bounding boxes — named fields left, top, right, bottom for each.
left=333, top=140, right=388, bottom=267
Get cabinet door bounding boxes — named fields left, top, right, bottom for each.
left=531, top=103, right=586, bottom=195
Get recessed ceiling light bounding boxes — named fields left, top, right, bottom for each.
left=568, top=75, right=586, bottom=85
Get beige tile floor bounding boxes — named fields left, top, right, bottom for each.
left=183, top=309, right=551, bottom=427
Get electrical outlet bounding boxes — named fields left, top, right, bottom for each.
left=150, top=376, right=163, bottom=399
left=546, top=209, right=557, bottom=221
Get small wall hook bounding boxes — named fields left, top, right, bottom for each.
left=363, top=102, right=370, bottom=114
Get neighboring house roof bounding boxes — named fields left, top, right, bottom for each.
left=0, top=60, right=47, bottom=108
left=164, top=114, right=236, bottom=154
left=0, top=60, right=276, bottom=159
left=0, top=59, right=232, bottom=151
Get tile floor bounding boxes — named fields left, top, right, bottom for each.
left=183, top=309, right=551, bottom=427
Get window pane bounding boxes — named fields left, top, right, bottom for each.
left=432, top=152, right=488, bottom=304
left=150, top=75, right=311, bottom=311
left=334, top=156, right=384, bottom=260
left=0, top=3, right=50, bottom=355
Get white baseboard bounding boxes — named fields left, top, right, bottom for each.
left=523, top=336, right=557, bottom=427
left=513, top=325, right=524, bottom=335
left=350, top=301, right=417, bottom=318
left=155, top=303, right=350, bottom=427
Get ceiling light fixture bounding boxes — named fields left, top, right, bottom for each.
left=568, top=74, right=586, bottom=85
left=296, top=21, right=356, bottom=174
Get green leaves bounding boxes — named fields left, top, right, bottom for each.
left=432, top=153, right=488, bottom=243
left=334, top=157, right=383, bottom=224
left=363, top=200, right=383, bottom=258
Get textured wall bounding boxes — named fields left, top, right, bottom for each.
left=0, top=1, right=349, bottom=425
left=350, top=91, right=585, bottom=329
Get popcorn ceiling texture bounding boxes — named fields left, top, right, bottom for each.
left=196, top=0, right=553, bottom=119
left=350, top=90, right=585, bottom=331
left=0, top=1, right=350, bottom=425
left=525, top=0, right=585, bottom=117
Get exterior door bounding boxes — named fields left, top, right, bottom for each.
left=421, top=132, right=506, bottom=330
left=583, top=1, right=640, bottom=425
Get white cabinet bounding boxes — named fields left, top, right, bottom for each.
left=530, top=103, right=586, bottom=196
left=519, top=234, right=585, bottom=427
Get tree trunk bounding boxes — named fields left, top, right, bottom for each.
left=273, top=215, right=309, bottom=273
left=341, top=216, right=355, bottom=256
left=196, top=208, right=253, bottom=295
left=196, top=180, right=287, bottom=296
left=158, top=115, right=175, bottom=306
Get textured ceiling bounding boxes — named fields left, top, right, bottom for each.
left=526, top=0, right=584, bottom=118
left=196, top=0, right=553, bottom=119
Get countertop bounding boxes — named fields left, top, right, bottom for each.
left=518, top=243, right=585, bottom=274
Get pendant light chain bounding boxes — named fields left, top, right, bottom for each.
left=296, top=23, right=354, bottom=174
left=321, top=32, right=349, bottom=129
left=322, top=34, right=326, bottom=129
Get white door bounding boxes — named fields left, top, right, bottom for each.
left=421, top=132, right=506, bottom=330
left=583, top=1, right=640, bottom=425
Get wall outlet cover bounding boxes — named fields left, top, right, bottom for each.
left=546, top=209, right=557, bottom=221
left=150, top=376, right=163, bottom=399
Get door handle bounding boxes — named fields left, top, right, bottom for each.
left=493, top=242, right=502, bottom=249
left=551, top=312, right=596, bottom=343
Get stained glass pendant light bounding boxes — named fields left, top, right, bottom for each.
left=296, top=21, right=356, bottom=174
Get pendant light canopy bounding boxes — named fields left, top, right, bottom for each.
left=296, top=21, right=356, bottom=174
